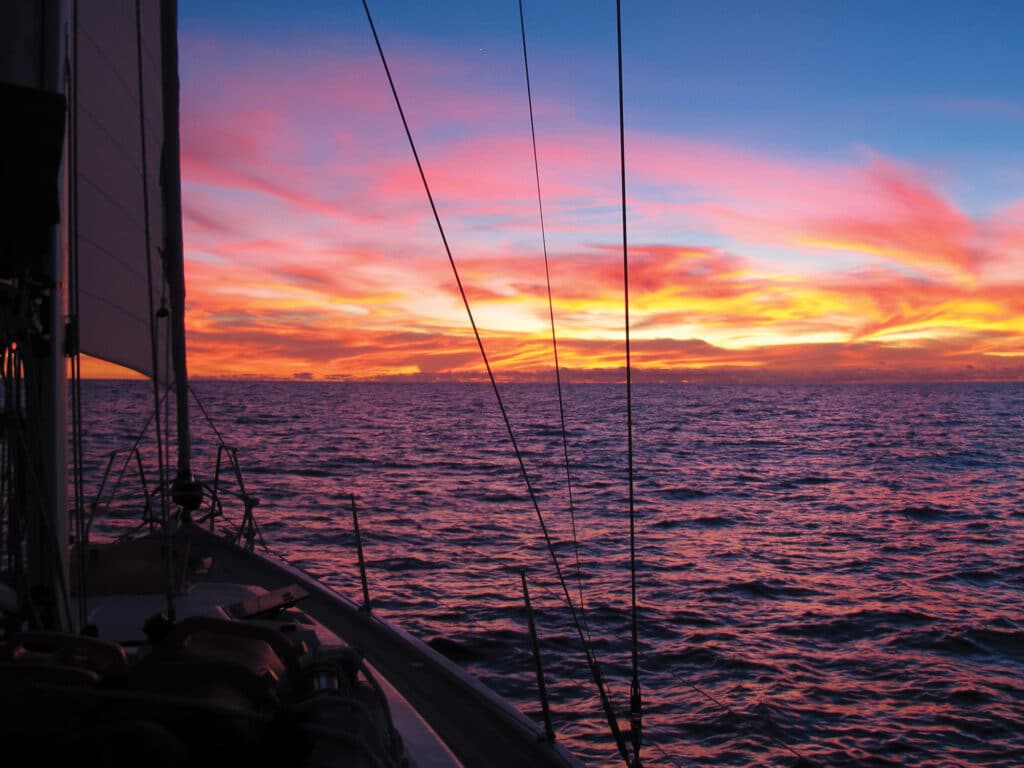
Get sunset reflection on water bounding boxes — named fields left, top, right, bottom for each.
left=82, top=380, right=1024, bottom=767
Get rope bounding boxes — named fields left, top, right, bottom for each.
left=616, top=3, right=643, bottom=765
left=517, top=0, right=590, bottom=635
left=360, top=3, right=629, bottom=762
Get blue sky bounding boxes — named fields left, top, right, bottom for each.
left=152, top=1, right=1024, bottom=381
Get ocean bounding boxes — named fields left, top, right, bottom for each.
left=80, top=380, right=1024, bottom=767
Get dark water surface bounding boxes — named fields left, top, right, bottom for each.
left=80, top=381, right=1024, bottom=767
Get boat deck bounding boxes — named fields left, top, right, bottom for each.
left=148, top=526, right=582, bottom=768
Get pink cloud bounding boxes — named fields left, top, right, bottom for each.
left=174, top=33, right=1024, bottom=381
left=181, top=34, right=993, bottom=277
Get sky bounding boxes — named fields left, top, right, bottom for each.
left=88, top=1, right=1024, bottom=381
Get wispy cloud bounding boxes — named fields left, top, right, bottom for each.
left=153, top=35, right=1024, bottom=382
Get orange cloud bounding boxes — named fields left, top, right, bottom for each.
left=148, top=37, right=1024, bottom=383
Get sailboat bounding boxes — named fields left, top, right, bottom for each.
left=0, top=2, right=587, bottom=765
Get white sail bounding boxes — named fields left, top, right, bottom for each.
left=75, top=0, right=170, bottom=383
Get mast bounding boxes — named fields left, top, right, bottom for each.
left=159, top=0, right=201, bottom=518
left=0, top=0, right=70, bottom=631
left=45, top=0, right=70, bottom=632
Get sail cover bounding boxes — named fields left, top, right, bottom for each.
left=74, top=0, right=171, bottom=383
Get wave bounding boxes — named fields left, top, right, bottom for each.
left=716, top=579, right=820, bottom=600
left=778, top=475, right=838, bottom=488
left=896, top=505, right=949, bottom=519
left=660, top=486, right=713, bottom=500
left=779, top=608, right=934, bottom=641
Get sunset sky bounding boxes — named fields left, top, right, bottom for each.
left=91, top=1, right=1024, bottom=381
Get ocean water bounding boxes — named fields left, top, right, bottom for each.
left=79, top=380, right=1024, bottom=767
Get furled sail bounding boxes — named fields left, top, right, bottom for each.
left=74, top=0, right=170, bottom=383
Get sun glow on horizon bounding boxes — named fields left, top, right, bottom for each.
left=168, top=2, right=1024, bottom=383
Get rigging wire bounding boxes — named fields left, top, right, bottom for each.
left=523, top=574, right=819, bottom=767
left=610, top=3, right=643, bottom=765
left=0, top=351, right=8, bottom=576
left=395, top=514, right=706, bottom=767
left=636, top=648, right=822, bottom=767
left=615, top=2, right=643, bottom=766
left=2, top=350, right=74, bottom=630
left=187, top=384, right=227, bottom=445
left=396, top=542, right=680, bottom=768
left=134, top=0, right=173, bottom=621
left=92, top=390, right=164, bottom=518
left=157, top=257, right=171, bottom=518
left=1, top=351, right=27, bottom=620
left=360, top=2, right=629, bottom=763
left=68, top=0, right=90, bottom=631
left=0, top=354, right=6, bottom=568
left=161, top=286, right=172, bottom=519
left=517, top=0, right=590, bottom=633
left=649, top=742, right=688, bottom=768
left=187, top=384, right=269, bottom=552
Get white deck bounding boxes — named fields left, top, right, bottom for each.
left=87, top=582, right=462, bottom=768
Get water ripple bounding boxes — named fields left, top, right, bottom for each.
left=81, top=380, right=1024, bottom=767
